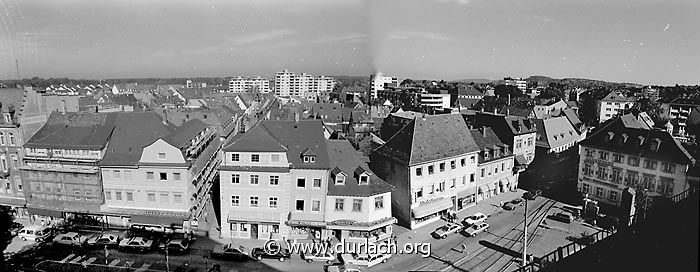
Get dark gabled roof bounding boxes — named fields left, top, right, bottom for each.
left=163, top=119, right=211, bottom=148
left=110, top=94, right=138, bottom=105
left=580, top=116, right=695, bottom=165
left=101, top=112, right=175, bottom=166
left=455, top=98, right=481, bottom=108
left=25, top=112, right=117, bottom=149
left=327, top=140, right=393, bottom=197
left=666, top=98, right=700, bottom=106
left=457, top=85, right=484, bottom=96
left=374, top=114, right=479, bottom=165
left=223, top=120, right=329, bottom=169
left=601, top=91, right=636, bottom=102
left=469, top=127, right=512, bottom=163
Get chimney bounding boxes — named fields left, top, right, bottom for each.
left=163, top=109, right=168, bottom=125
left=294, top=112, right=299, bottom=122
left=621, top=133, right=629, bottom=143
left=481, top=126, right=487, bottom=137
left=607, top=132, right=615, bottom=141
left=507, top=108, right=510, bottom=116
left=61, top=100, right=66, bottom=114
left=508, top=93, right=511, bottom=106
left=493, top=108, right=497, bottom=115
left=651, top=138, right=661, bottom=152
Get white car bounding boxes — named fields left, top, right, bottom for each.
left=350, top=253, right=390, bottom=267
left=86, top=233, right=121, bottom=248
left=53, top=232, right=89, bottom=246
left=301, top=251, right=335, bottom=264
left=431, top=223, right=463, bottom=239
left=465, top=222, right=489, bottom=237
left=463, top=212, right=488, bottom=226
left=327, top=263, right=362, bottom=272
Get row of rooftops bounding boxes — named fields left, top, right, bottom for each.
left=24, top=111, right=216, bottom=167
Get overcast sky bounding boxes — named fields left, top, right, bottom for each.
left=1, top=0, right=699, bottom=85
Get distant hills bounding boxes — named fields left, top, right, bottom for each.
left=524, top=75, right=643, bottom=89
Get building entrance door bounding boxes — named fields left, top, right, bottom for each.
left=251, top=224, right=258, bottom=239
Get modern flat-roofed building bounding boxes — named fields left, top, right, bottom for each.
left=369, top=74, right=398, bottom=100
left=274, top=70, right=335, bottom=100
left=229, top=76, right=270, bottom=93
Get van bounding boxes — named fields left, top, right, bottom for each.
left=17, top=225, right=52, bottom=242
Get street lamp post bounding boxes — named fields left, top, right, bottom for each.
left=522, top=199, right=527, bottom=267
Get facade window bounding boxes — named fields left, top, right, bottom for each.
left=415, top=167, right=422, bottom=177
left=113, top=170, right=121, bottom=179
left=495, top=165, right=499, bottom=174
left=312, top=200, right=320, bottom=212
left=595, top=166, right=608, bottom=180
left=598, top=151, right=609, bottom=160
left=437, top=181, right=445, bottom=192
left=160, top=193, right=169, bottom=203
left=471, top=156, right=476, bottom=164
left=627, top=156, right=640, bottom=166
left=231, top=195, right=239, bottom=206
left=335, top=198, right=344, bottom=211
left=643, top=175, right=656, bottom=191
left=439, top=163, right=445, bottom=172
left=659, top=177, right=675, bottom=196
left=173, top=193, right=182, bottom=203
left=158, top=153, right=166, bottom=160
left=232, top=153, right=240, bottom=162
left=232, top=174, right=240, bottom=184
left=125, top=170, right=132, bottom=179
left=451, top=178, right=456, bottom=188
left=611, top=168, right=622, bottom=184
left=11, top=155, right=17, bottom=168
left=625, top=171, right=639, bottom=186
left=173, top=173, right=181, bottom=181
left=269, top=197, right=278, bottom=208
left=374, top=196, right=384, bottom=209
left=450, top=160, right=456, bottom=169
left=643, top=159, right=658, bottom=170
left=147, top=172, right=154, bottom=180
left=0, top=157, right=6, bottom=171
left=609, top=191, right=619, bottom=202
left=250, top=174, right=259, bottom=185
left=470, top=173, right=475, bottom=182
left=250, top=196, right=259, bottom=207
left=585, top=148, right=595, bottom=157
left=74, top=190, right=81, bottom=200
left=429, top=184, right=435, bottom=194
left=269, top=176, right=279, bottom=185
left=0, top=133, right=4, bottom=145
left=352, top=199, right=362, bottom=212
left=461, top=158, right=466, bottom=167
left=313, top=178, right=322, bottom=188
left=595, top=187, right=604, bottom=197
left=271, top=154, right=280, bottom=162
left=126, top=192, right=133, bottom=202
left=295, top=199, right=305, bottom=211
left=116, top=191, right=123, bottom=201
left=147, top=192, right=156, bottom=202
left=105, top=190, right=111, bottom=200
left=297, top=178, right=306, bottom=188
left=612, top=153, right=624, bottom=163
left=661, top=163, right=676, bottom=173
left=251, top=154, right=260, bottom=162
left=583, top=163, right=594, bottom=176
left=501, top=162, right=505, bottom=172
left=159, top=172, right=167, bottom=181
left=582, top=183, right=591, bottom=193
left=428, top=165, right=434, bottom=174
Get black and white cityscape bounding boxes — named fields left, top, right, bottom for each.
left=0, top=1, right=698, bottom=272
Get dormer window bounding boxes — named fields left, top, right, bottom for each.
left=359, top=174, right=369, bottom=185
left=303, top=156, right=316, bottom=163
left=483, top=150, right=489, bottom=159
left=335, top=174, right=346, bottom=185
left=301, top=148, right=317, bottom=163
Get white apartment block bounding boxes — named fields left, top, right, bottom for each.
left=274, top=69, right=335, bottom=99
left=370, top=74, right=398, bottom=100
left=229, top=76, right=270, bottom=93
left=504, top=77, right=527, bottom=92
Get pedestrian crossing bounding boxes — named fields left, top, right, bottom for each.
left=58, top=253, right=157, bottom=271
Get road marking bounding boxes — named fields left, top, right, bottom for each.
left=60, top=254, right=75, bottom=263
left=108, top=259, right=121, bottom=266
left=69, top=256, right=84, bottom=263
left=83, top=257, right=97, bottom=265
left=134, top=263, right=151, bottom=272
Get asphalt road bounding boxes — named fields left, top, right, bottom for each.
left=372, top=197, right=554, bottom=272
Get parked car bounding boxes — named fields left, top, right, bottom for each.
left=301, top=251, right=336, bottom=264
left=523, top=190, right=542, bottom=200
left=327, top=263, right=362, bottom=272
left=431, top=223, right=463, bottom=239
left=53, top=232, right=89, bottom=246
left=211, top=244, right=250, bottom=260
left=551, top=212, right=574, bottom=223
left=87, top=233, right=121, bottom=248
left=463, top=212, right=488, bottom=226
left=10, top=222, right=24, bottom=236
left=465, top=222, right=489, bottom=237
left=251, top=246, right=291, bottom=262
left=159, top=238, right=191, bottom=254
left=119, top=237, right=154, bottom=252
left=597, top=214, right=620, bottom=231
left=17, top=225, right=52, bottom=242
left=349, top=253, right=390, bottom=267
left=504, top=198, right=525, bottom=210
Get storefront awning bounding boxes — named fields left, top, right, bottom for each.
left=28, top=207, right=64, bottom=218
left=287, top=220, right=327, bottom=227
left=412, top=198, right=452, bottom=218
left=130, top=215, right=184, bottom=227
left=0, top=196, right=26, bottom=207
left=478, top=184, right=490, bottom=194
left=457, top=188, right=475, bottom=199
left=515, top=155, right=528, bottom=166
left=228, top=211, right=280, bottom=224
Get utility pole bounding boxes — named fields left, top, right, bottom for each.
left=522, top=199, right=527, bottom=267
left=15, top=59, right=20, bottom=81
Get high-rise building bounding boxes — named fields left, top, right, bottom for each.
left=274, top=70, right=335, bottom=99
left=504, top=77, right=527, bottom=92
left=228, top=76, right=270, bottom=93
left=370, top=74, right=398, bottom=100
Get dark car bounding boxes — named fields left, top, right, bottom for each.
left=523, top=190, right=542, bottom=200
left=251, top=246, right=291, bottom=262
left=10, top=222, right=24, bottom=236
left=159, top=238, right=191, bottom=254
left=119, top=237, right=154, bottom=252
left=597, top=214, right=620, bottom=231
left=211, top=244, right=251, bottom=261
left=551, top=212, right=574, bottom=223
